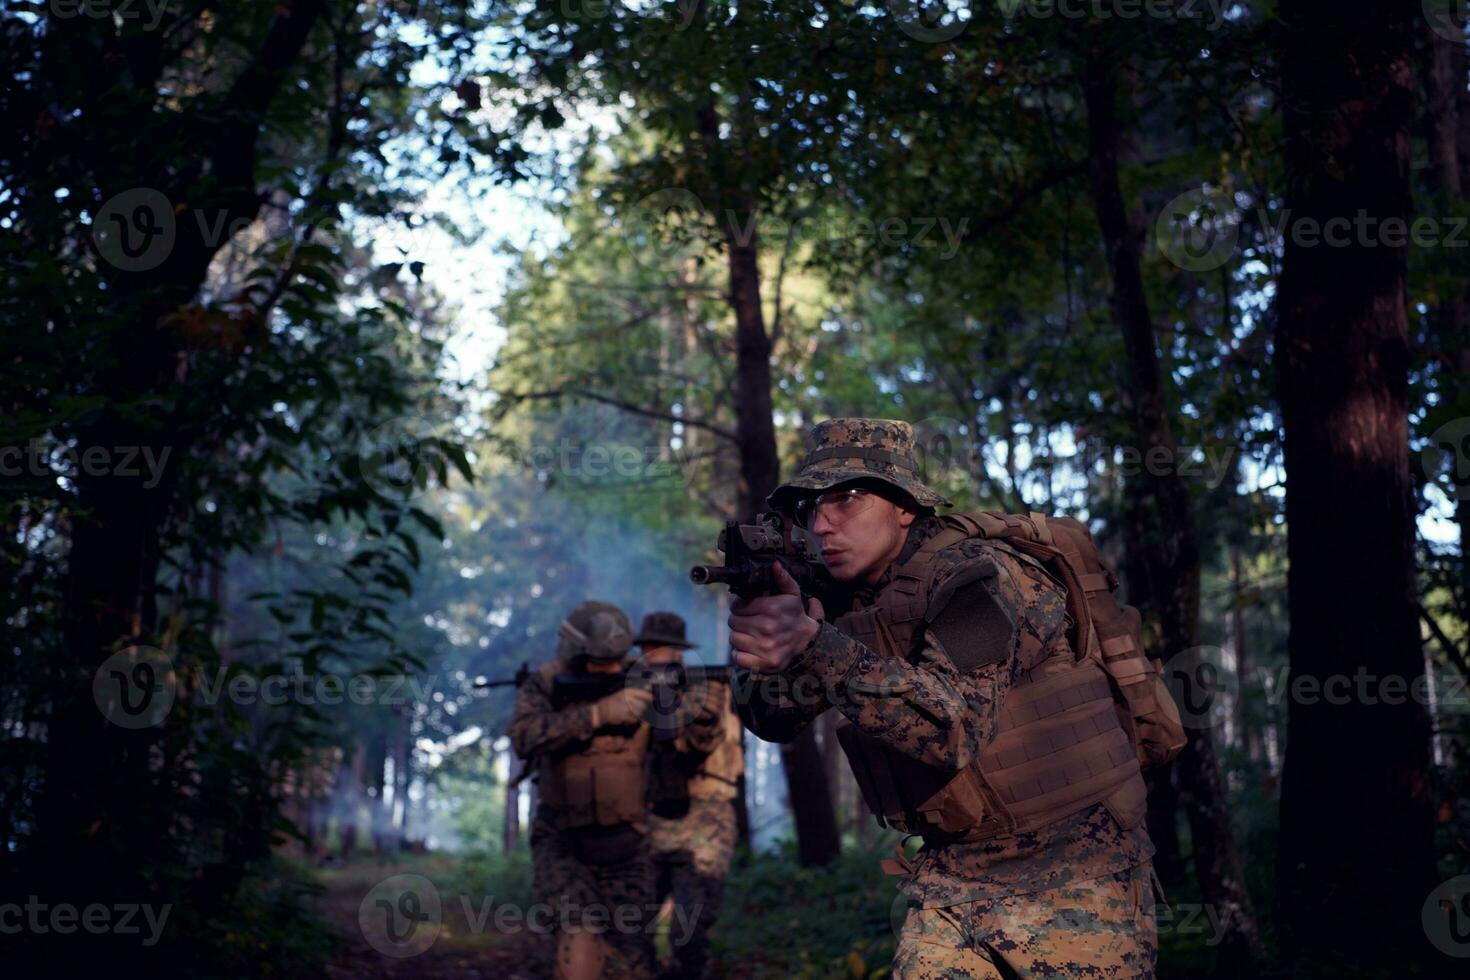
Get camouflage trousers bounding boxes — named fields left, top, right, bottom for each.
left=647, top=797, right=738, bottom=980
left=530, top=814, right=657, bottom=980
left=892, top=862, right=1158, bottom=979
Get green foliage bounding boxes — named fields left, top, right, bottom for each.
left=442, top=847, right=536, bottom=914
left=0, top=1, right=502, bottom=968
left=712, top=843, right=899, bottom=979
left=179, top=858, right=334, bottom=980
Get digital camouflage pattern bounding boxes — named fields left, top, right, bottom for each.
left=648, top=681, right=741, bottom=978
left=892, top=863, right=1158, bottom=979
left=647, top=798, right=739, bottom=980
left=766, top=417, right=953, bottom=515
left=529, top=814, right=656, bottom=980
left=506, top=659, right=601, bottom=762
left=509, top=632, right=655, bottom=979
left=737, top=513, right=1153, bottom=920
left=684, top=693, right=744, bottom=803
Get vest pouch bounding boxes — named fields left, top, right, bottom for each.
left=543, top=765, right=598, bottom=830
left=916, top=764, right=1004, bottom=838
left=835, top=718, right=963, bottom=834
left=545, top=757, right=644, bottom=830
left=567, top=823, right=644, bottom=866
left=648, top=744, right=693, bottom=819
left=1099, top=772, right=1148, bottom=832
left=592, top=760, right=645, bottom=826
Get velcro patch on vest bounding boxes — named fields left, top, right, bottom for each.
left=926, top=558, right=1014, bottom=671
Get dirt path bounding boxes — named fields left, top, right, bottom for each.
left=316, top=856, right=549, bottom=979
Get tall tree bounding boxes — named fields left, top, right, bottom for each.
left=1275, top=0, right=1438, bottom=968
left=1080, top=31, right=1265, bottom=966
left=3, top=2, right=493, bottom=964
left=498, top=3, right=846, bottom=864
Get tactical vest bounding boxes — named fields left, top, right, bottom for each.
left=649, top=679, right=742, bottom=816
left=834, top=512, right=1185, bottom=844
left=535, top=666, right=650, bottom=832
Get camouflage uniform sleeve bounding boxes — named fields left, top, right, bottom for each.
left=785, top=541, right=1068, bottom=772
left=505, top=667, right=596, bottom=761
left=732, top=663, right=831, bottom=743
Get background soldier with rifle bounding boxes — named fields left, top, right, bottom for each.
left=506, top=601, right=656, bottom=980
left=633, top=612, right=740, bottom=980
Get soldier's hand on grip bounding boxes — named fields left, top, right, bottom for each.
left=729, top=562, right=824, bottom=674
left=590, top=685, right=654, bottom=729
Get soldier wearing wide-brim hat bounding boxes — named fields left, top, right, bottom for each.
left=766, top=417, right=952, bottom=518
left=632, top=610, right=740, bottom=980
left=732, top=418, right=1160, bottom=980
left=633, top=611, right=698, bottom=651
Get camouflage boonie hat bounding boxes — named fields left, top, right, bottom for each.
left=557, top=601, right=634, bottom=661
left=767, top=418, right=952, bottom=517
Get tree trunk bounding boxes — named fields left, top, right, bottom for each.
left=1082, top=43, right=1265, bottom=966
left=28, top=0, right=327, bottom=910
left=1231, top=549, right=1262, bottom=763
left=723, top=207, right=840, bottom=866
left=1275, top=2, right=1437, bottom=968
left=700, top=97, right=840, bottom=867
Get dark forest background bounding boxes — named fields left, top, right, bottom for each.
left=3, top=1, right=1470, bottom=977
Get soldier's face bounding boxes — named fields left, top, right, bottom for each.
left=640, top=644, right=682, bottom=665
left=808, top=493, right=915, bottom=584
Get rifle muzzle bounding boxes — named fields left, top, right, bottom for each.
left=689, top=564, right=735, bottom=585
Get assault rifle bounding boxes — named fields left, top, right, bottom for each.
left=550, top=662, right=731, bottom=742
left=473, top=662, right=530, bottom=690
left=689, top=512, right=836, bottom=602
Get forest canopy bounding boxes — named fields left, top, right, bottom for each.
left=3, top=1, right=1469, bottom=977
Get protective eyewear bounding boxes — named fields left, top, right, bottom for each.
left=793, top=488, right=878, bottom=530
